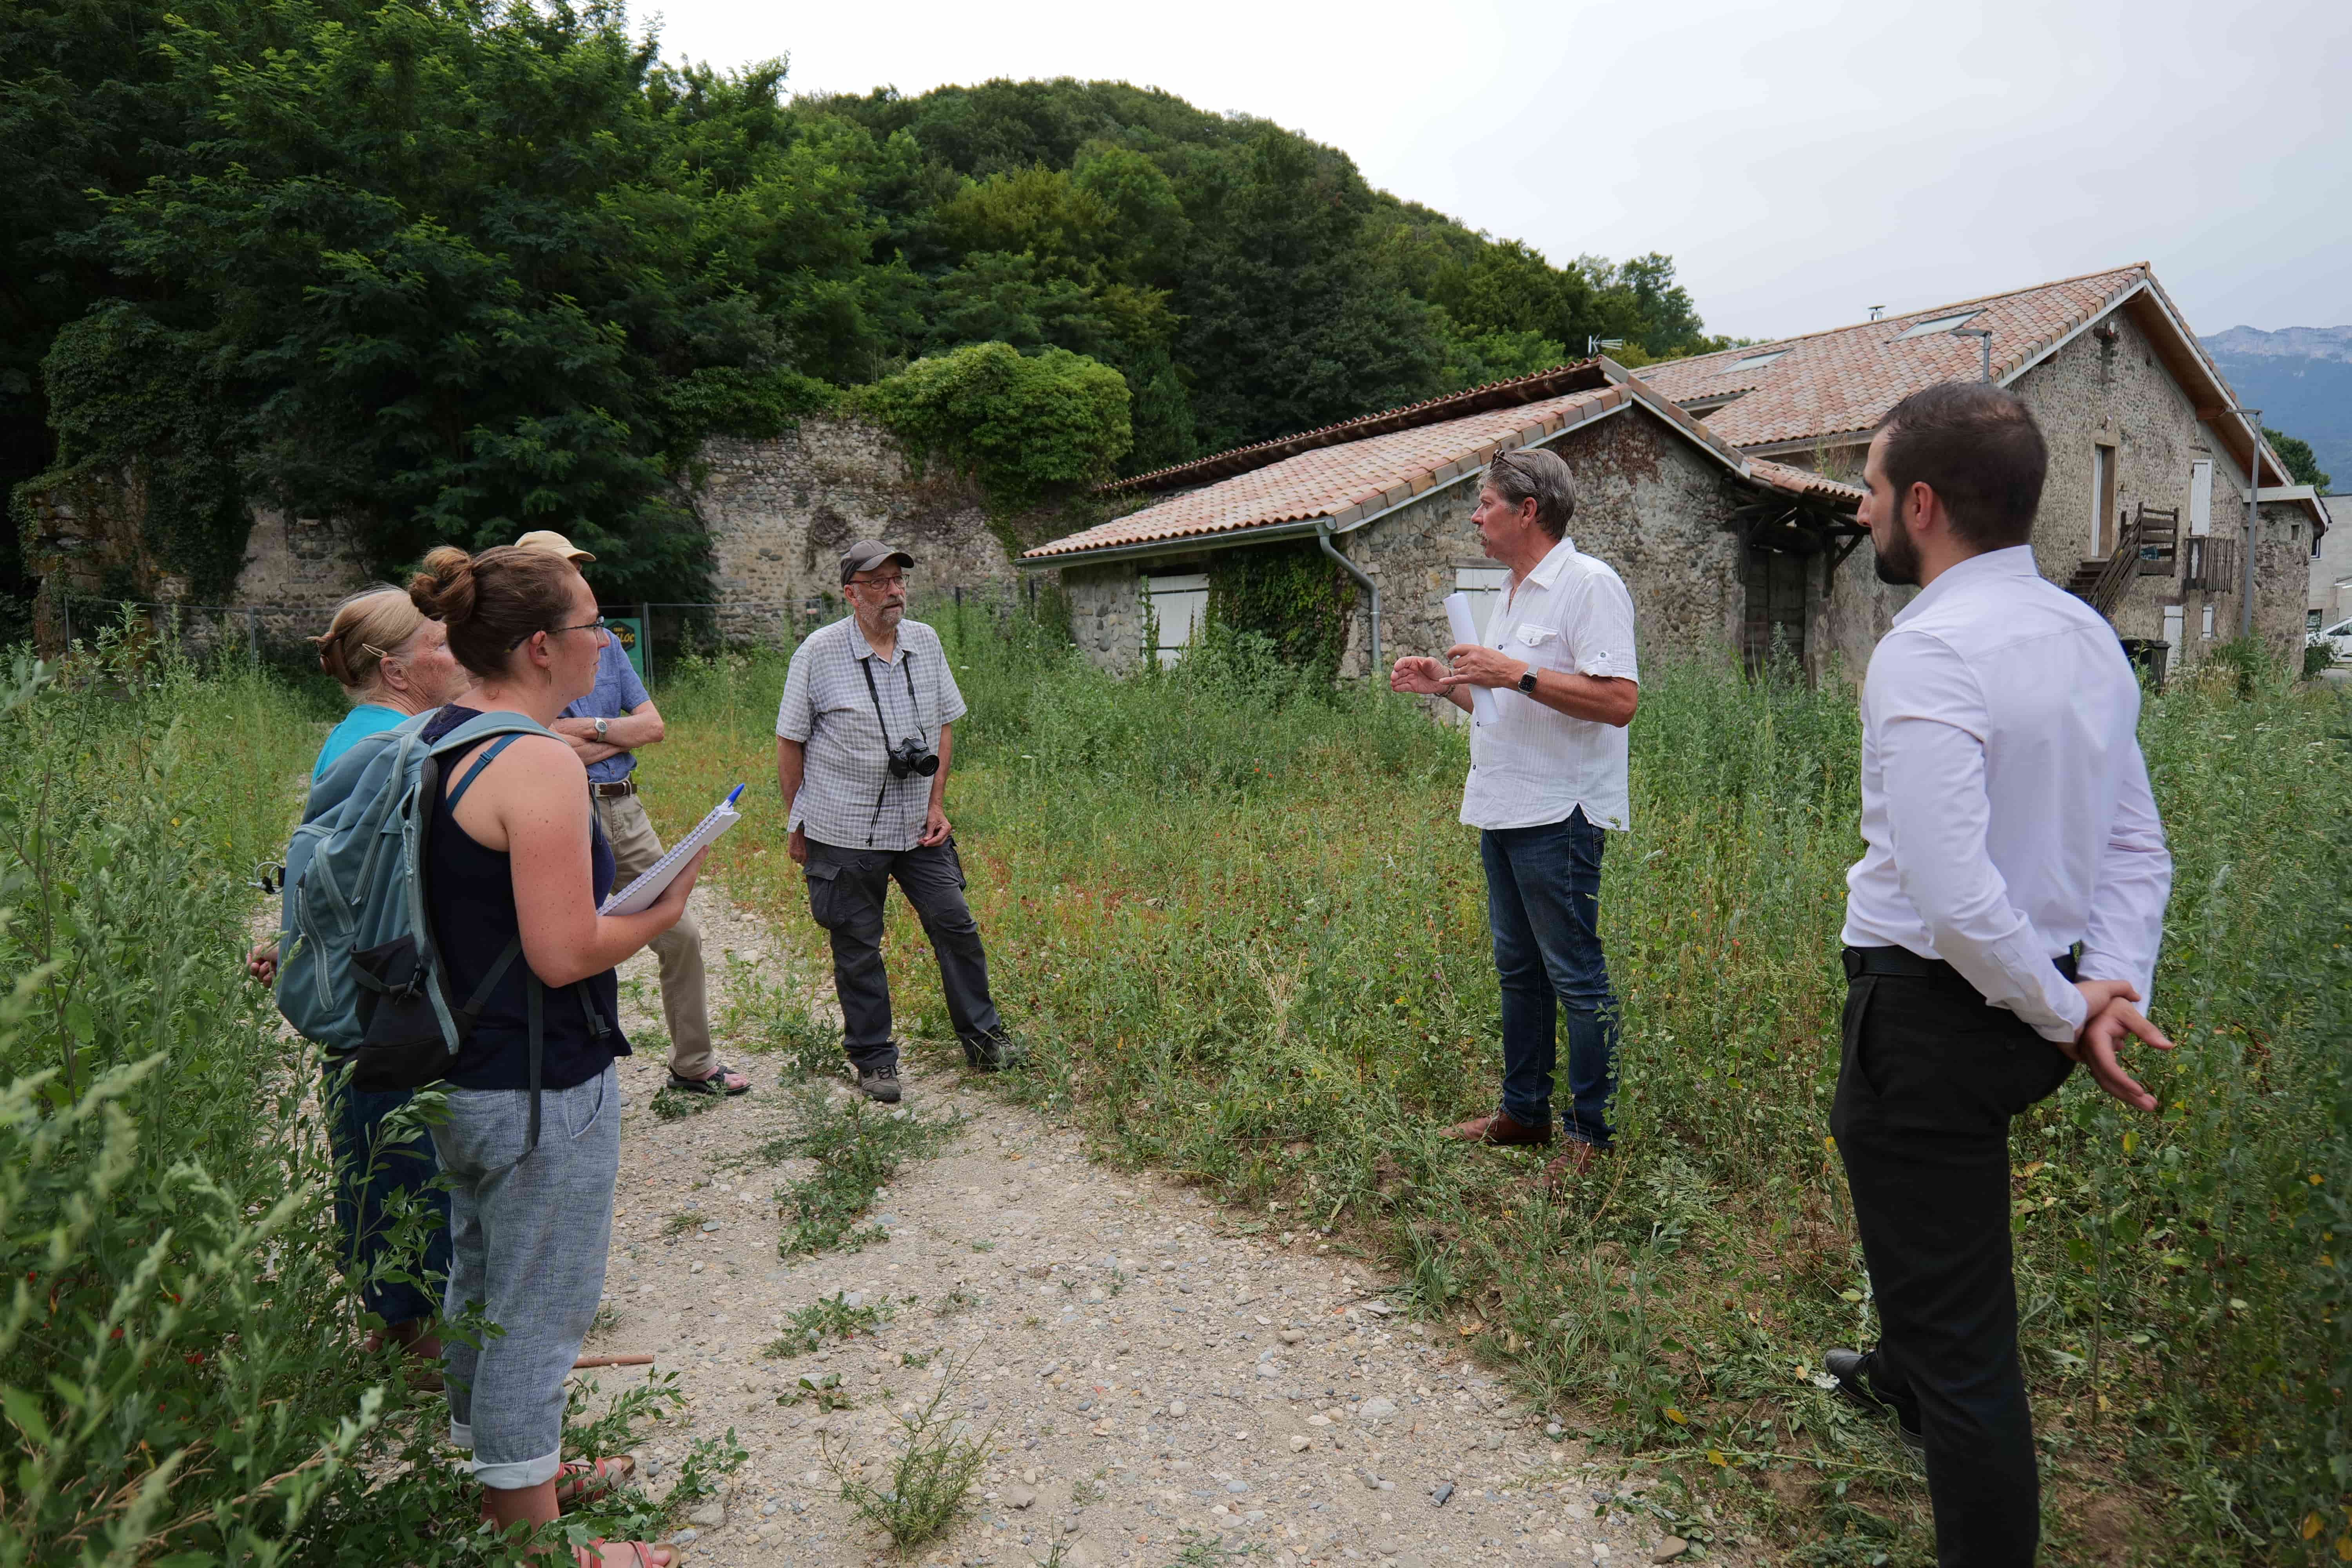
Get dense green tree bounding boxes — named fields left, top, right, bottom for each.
left=1174, top=129, right=1446, bottom=450
left=2265, top=426, right=2332, bottom=493
left=5, top=25, right=1724, bottom=601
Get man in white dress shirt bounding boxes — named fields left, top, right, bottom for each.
left=1826, top=383, right=2173, bottom=1567
left=1391, top=446, right=1639, bottom=1183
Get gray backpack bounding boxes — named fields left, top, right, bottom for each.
left=277, top=708, right=605, bottom=1153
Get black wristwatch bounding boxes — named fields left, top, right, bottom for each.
left=1517, top=666, right=1540, bottom=694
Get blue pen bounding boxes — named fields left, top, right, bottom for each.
left=725, top=784, right=745, bottom=808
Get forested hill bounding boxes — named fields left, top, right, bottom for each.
left=0, top=2, right=1729, bottom=605
left=788, top=79, right=1728, bottom=464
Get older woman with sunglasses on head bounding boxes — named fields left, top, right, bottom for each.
left=405, top=544, right=702, bottom=1566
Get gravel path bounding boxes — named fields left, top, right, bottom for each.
left=584, top=886, right=1696, bottom=1568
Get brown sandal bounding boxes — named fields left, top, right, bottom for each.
left=577, top=1541, right=677, bottom=1568
left=554, top=1456, right=635, bottom=1507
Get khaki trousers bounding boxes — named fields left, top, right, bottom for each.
left=593, top=791, right=713, bottom=1080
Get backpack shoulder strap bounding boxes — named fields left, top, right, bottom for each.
left=445, top=733, right=526, bottom=810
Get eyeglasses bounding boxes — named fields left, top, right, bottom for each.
left=509, top=617, right=613, bottom=651
left=850, top=573, right=909, bottom=591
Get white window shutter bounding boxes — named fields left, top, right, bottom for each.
left=2189, top=460, right=2212, bottom=537
left=1143, top=573, right=1210, bottom=667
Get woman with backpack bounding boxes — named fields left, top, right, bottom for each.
left=247, top=587, right=469, bottom=1377
left=406, top=544, right=702, bottom=1566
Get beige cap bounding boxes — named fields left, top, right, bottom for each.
left=514, top=528, right=595, bottom=563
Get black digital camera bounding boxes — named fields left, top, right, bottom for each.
left=888, top=735, right=940, bottom=779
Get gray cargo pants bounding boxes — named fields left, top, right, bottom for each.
left=803, top=836, right=1005, bottom=1072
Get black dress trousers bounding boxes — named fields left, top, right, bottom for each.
left=1831, top=949, right=2076, bottom=1568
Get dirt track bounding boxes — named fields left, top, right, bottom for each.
left=577, top=886, right=1706, bottom=1568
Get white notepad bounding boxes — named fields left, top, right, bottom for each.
left=600, top=785, right=744, bottom=915
left=1443, top=592, right=1500, bottom=726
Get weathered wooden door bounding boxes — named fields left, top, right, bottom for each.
left=1742, top=546, right=1809, bottom=672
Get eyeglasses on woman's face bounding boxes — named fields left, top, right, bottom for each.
left=508, top=617, right=614, bottom=652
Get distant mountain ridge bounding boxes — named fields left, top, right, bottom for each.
left=2200, top=324, right=2352, bottom=491
left=2204, top=324, right=2352, bottom=363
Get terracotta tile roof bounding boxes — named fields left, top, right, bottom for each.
left=1746, top=458, right=1866, bottom=507
left=1024, top=364, right=1861, bottom=562
left=1104, top=361, right=1618, bottom=494
left=1029, top=386, right=1632, bottom=559
left=1637, top=265, right=2152, bottom=449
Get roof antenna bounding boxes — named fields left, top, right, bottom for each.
left=1867, top=305, right=1885, bottom=321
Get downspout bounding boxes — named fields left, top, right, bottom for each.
left=1316, top=520, right=1380, bottom=673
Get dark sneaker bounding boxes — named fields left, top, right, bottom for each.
left=855, top=1064, right=902, bottom=1104
left=1824, top=1347, right=1924, bottom=1450
left=964, top=1033, right=1021, bottom=1072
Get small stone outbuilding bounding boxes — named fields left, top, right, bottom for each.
left=1022, top=360, right=1867, bottom=683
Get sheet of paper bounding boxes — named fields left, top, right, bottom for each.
left=1443, top=592, right=1500, bottom=726
left=599, top=785, right=744, bottom=915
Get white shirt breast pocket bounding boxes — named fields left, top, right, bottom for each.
left=1514, top=624, right=1563, bottom=664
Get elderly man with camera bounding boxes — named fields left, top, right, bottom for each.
left=775, top=541, right=1014, bottom=1102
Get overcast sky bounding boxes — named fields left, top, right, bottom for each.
left=644, top=0, right=2349, bottom=343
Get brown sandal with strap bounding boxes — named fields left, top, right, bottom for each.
left=553, top=1456, right=634, bottom=1507
left=576, top=1541, right=677, bottom=1568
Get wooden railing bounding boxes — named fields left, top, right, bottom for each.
left=2183, top=535, right=2238, bottom=592
left=2081, top=512, right=2144, bottom=618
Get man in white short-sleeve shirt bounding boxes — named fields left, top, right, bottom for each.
left=775, top=541, right=1013, bottom=1101
left=1392, top=446, right=1639, bottom=1183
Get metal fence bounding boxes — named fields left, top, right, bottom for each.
left=41, top=579, right=1042, bottom=678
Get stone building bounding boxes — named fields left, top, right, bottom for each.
left=1019, top=359, right=1867, bottom=682
left=2311, top=492, right=2352, bottom=637
left=1636, top=263, right=2332, bottom=672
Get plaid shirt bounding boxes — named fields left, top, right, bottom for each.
left=776, top=617, right=967, bottom=851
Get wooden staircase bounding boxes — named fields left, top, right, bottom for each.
left=2065, top=504, right=2181, bottom=621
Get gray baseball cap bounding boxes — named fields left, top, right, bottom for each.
left=840, top=540, right=915, bottom=584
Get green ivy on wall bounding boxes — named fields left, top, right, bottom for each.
left=31, top=303, right=249, bottom=599
left=1204, top=541, right=1357, bottom=680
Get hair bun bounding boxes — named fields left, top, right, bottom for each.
left=408, top=544, right=478, bottom=624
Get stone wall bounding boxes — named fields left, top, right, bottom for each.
left=691, top=418, right=1016, bottom=643
left=29, top=416, right=1022, bottom=653
left=1049, top=406, right=1763, bottom=684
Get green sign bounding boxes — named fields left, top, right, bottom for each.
left=606, top=615, right=645, bottom=679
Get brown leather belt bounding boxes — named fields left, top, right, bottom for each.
left=591, top=779, right=637, bottom=799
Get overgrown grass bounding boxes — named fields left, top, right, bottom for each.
left=644, top=607, right=2351, bottom=1566
left=0, top=623, right=726, bottom=1563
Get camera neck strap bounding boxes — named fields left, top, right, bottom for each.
left=858, top=648, right=922, bottom=749
left=858, top=649, right=923, bottom=847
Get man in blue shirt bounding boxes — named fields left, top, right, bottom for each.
left=516, top=530, right=747, bottom=1096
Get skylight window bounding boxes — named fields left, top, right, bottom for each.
left=1728, top=349, right=1788, bottom=371
left=1895, top=309, right=1983, bottom=339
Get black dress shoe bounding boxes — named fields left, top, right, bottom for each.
left=1824, top=1347, right=1924, bottom=1451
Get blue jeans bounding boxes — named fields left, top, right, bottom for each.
left=1481, top=809, right=1620, bottom=1147
left=325, top=1070, right=452, bottom=1330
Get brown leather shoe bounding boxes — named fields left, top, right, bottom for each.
left=1439, top=1109, right=1552, bottom=1147
left=1544, top=1140, right=1606, bottom=1184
